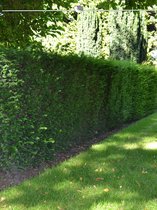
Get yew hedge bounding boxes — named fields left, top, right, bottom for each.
left=1, top=49, right=157, bottom=169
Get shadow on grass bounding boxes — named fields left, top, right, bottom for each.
left=3, top=150, right=157, bottom=209
left=1, top=115, right=157, bottom=210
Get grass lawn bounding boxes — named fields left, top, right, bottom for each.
left=1, top=113, right=157, bottom=210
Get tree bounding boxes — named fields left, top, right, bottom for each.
left=0, top=0, right=76, bottom=47
left=123, top=0, right=157, bottom=9
left=75, top=0, right=156, bottom=62
left=97, top=0, right=157, bottom=9
left=76, top=7, right=102, bottom=57
left=108, top=10, right=147, bottom=63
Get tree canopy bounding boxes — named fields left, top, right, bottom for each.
left=0, top=0, right=156, bottom=48
left=0, top=0, right=76, bottom=47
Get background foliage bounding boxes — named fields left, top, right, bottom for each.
left=1, top=49, right=157, bottom=170
left=39, top=4, right=156, bottom=64
left=108, top=10, right=147, bottom=63
left=76, top=8, right=102, bottom=57
left=0, top=1, right=156, bottom=64
left=0, top=0, right=76, bottom=47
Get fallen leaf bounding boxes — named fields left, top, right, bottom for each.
left=112, top=168, right=115, bottom=172
left=77, top=189, right=82, bottom=192
left=152, top=164, right=157, bottom=168
left=104, top=188, right=110, bottom=192
left=80, top=177, right=83, bottom=181
left=142, top=170, right=148, bottom=174
left=96, top=177, right=104, bottom=181
left=57, top=206, right=65, bottom=210
left=95, top=168, right=103, bottom=172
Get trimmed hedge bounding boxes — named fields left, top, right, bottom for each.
left=1, top=49, right=157, bottom=169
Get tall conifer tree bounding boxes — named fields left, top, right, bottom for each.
left=76, top=8, right=102, bottom=57
left=108, top=10, right=147, bottom=63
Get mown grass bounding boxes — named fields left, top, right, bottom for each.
left=1, top=113, right=157, bottom=210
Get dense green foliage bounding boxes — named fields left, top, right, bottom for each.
left=0, top=0, right=156, bottom=48
left=93, top=0, right=157, bottom=9
left=0, top=1, right=156, bottom=65
left=1, top=49, right=157, bottom=169
left=76, top=9, right=148, bottom=62
left=0, top=0, right=76, bottom=47
left=51, top=8, right=156, bottom=64
left=108, top=10, right=147, bottom=63
left=77, top=8, right=102, bottom=57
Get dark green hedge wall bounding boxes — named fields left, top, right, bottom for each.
left=1, top=49, right=157, bottom=169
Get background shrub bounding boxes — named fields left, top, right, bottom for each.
left=1, top=49, right=157, bottom=169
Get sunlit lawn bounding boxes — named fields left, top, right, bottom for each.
left=1, top=113, right=157, bottom=210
